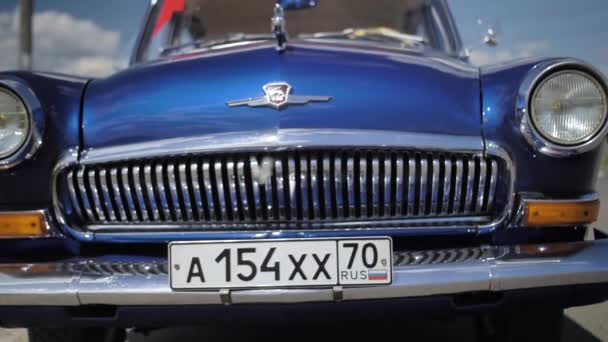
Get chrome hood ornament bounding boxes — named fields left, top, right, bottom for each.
left=226, top=82, right=332, bottom=110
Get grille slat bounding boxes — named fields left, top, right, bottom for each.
left=236, top=161, right=250, bottom=220
left=67, top=170, right=84, bottom=220
left=300, top=158, right=309, bottom=219
left=226, top=161, right=240, bottom=220
left=464, top=159, right=475, bottom=214
left=88, top=169, right=106, bottom=221
left=275, top=159, right=286, bottom=219
left=359, top=157, right=367, bottom=217
left=371, top=157, right=380, bottom=217
left=407, top=156, right=416, bottom=216
left=109, top=168, right=127, bottom=221
left=395, top=157, right=404, bottom=216
left=65, top=150, right=500, bottom=226
left=131, top=166, right=149, bottom=221
left=99, top=169, right=117, bottom=222
left=383, top=155, right=392, bottom=216
left=178, top=163, right=193, bottom=221
left=487, top=160, right=498, bottom=212
left=120, top=167, right=138, bottom=221
left=310, top=158, right=320, bottom=219
left=419, top=157, right=428, bottom=216
left=287, top=157, right=297, bottom=220
left=189, top=163, right=204, bottom=220
left=75, top=168, right=94, bottom=221
left=335, top=157, right=344, bottom=218
left=167, top=164, right=182, bottom=221
left=442, top=159, right=452, bottom=215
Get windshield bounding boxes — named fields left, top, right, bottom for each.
left=134, top=0, right=459, bottom=62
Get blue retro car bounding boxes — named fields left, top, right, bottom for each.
left=1, top=0, right=607, bottom=340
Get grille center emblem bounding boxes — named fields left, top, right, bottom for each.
left=264, top=83, right=290, bottom=107
left=226, top=82, right=331, bottom=110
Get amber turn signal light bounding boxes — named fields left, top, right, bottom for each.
left=523, top=199, right=600, bottom=227
left=0, top=212, right=48, bottom=237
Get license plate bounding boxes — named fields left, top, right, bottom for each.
left=169, top=238, right=392, bottom=290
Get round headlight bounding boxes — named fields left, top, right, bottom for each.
left=530, top=70, right=607, bottom=145
left=0, top=89, right=30, bottom=159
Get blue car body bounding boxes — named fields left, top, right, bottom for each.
left=0, top=0, right=607, bottom=330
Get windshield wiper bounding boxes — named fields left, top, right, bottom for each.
left=160, top=33, right=274, bottom=56
left=298, top=27, right=426, bottom=47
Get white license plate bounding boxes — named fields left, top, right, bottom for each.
left=169, top=238, right=392, bottom=290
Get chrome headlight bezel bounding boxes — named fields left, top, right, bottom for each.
left=0, top=79, right=44, bottom=170
left=517, top=59, right=608, bottom=157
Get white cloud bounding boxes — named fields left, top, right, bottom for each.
left=0, top=9, right=120, bottom=77
left=468, top=41, right=551, bottom=66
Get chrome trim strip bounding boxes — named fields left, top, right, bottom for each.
left=516, top=58, right=608, bottom=157
left=79, top=129, right=483, bottom=165
left=88, top=215, right=491, bottom=232
left=3, top=240, right=608, bottom=306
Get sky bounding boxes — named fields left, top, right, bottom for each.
left=0, top=0, right=606, bottom=77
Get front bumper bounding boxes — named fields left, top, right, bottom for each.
left=1, top=239, right=608, bottom=307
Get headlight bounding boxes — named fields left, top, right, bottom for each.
left=530, top=70, right=607, bottom=145
left=518, top=59, right=608, bottom=157
left=0, top=89, right=30, bottom=159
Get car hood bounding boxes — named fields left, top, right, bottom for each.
left=82, top=41, right=482, bottom=149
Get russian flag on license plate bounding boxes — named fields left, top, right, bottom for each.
left=368, top=269, right=388, bottom=281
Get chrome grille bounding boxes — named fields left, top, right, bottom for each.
left=63, top=150, right=500, bottom=228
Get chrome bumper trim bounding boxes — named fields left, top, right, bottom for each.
left=1, top=240, right=607, bottom=306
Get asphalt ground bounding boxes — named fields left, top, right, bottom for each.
left=1, top=180, right=608, bottom=341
